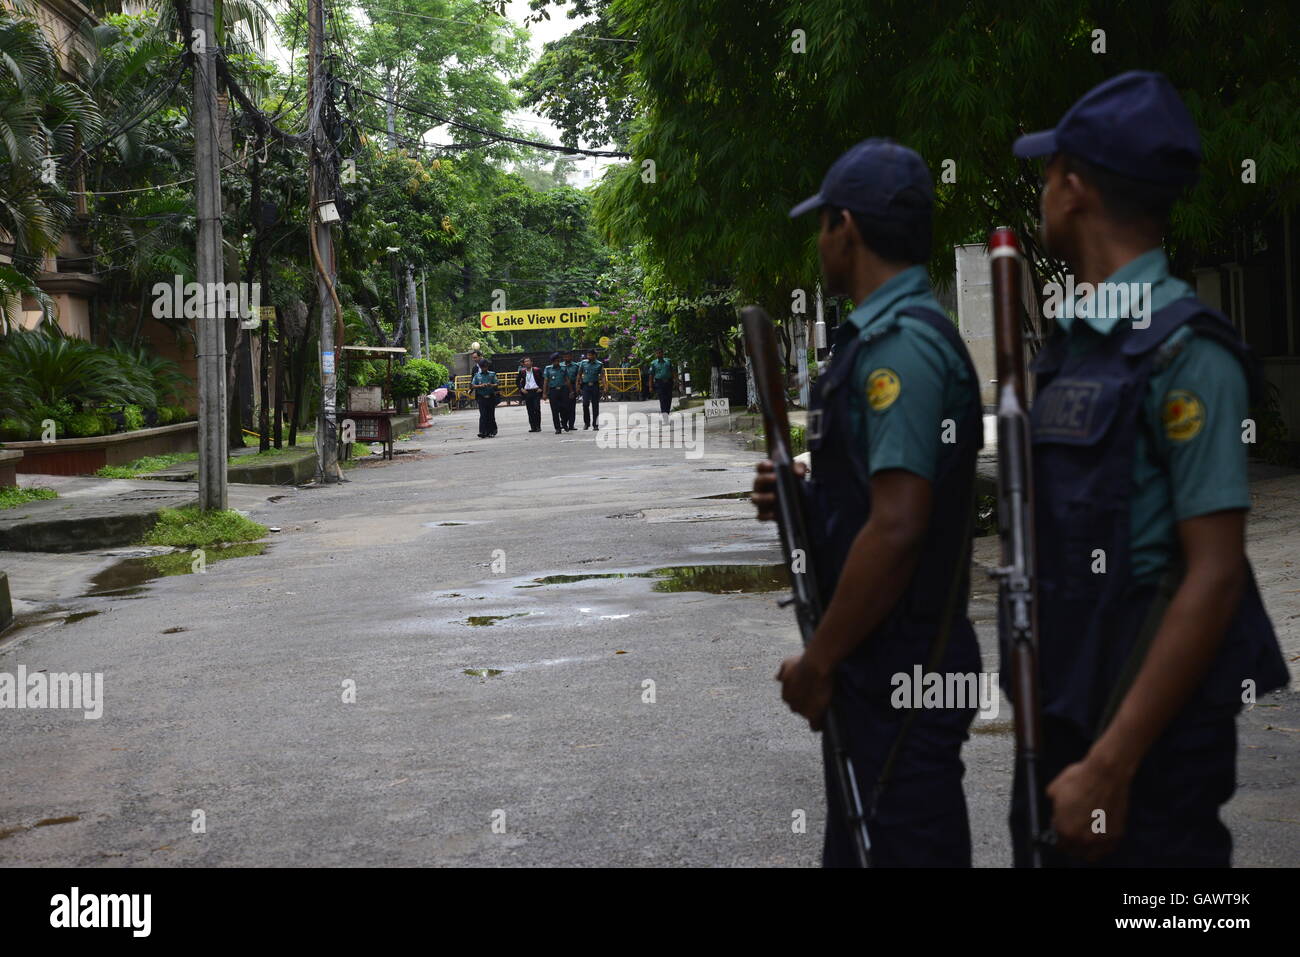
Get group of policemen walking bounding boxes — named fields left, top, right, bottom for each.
left=753, top=71, right=1288, bottom=867
left=472, top=349, right=609, bottom=437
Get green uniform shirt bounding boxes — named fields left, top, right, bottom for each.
left=559, top=361, right=578, bottom=384
left=1054, top=247, right=1250, bottom=582
left=472, top=369, right=497, bottom=397
left=649, top=357, right=673, bottom=382
left=840, top=265, right=974, bottom=483
left=577, top=358, right=605, bottom=386
left=542, top=364, right=568, bottom=390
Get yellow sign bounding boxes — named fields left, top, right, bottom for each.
left=866, top=368, right=901, bottom=411
left=258, top=306, right=276, bottom=322
left=599, top=336, right=611, bottom=348
left=479, top=307, right=599, bottom=331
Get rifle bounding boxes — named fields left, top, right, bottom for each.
left=741, top=305, right=872, bottom=868
left=988, top=228, right=1048, bottom=867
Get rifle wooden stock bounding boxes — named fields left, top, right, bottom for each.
left=741, top=305, right=871, bottom=868
left=988, top=228, right=1048, bottom=867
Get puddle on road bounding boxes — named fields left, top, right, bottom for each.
left=970, top=721, right=1013, bottom=735
left=461, top=613, right=531, bottom=627
left=520, top=563, right=788, bottom=595
left=696, top=490, right=752, bottom=500
left=463, top=668, right=504, bottom=678
left=86, top=543, right=268, bottom=597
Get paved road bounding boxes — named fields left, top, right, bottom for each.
left=1, top=400, right=1295, bottom=866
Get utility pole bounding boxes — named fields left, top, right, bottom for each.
left=309, top=0, right=339, bottom=482
left=192, top=0, right=227, bottom=510
left=406, top=267, right=421, bottom=359
left=421, top=268, right=429, bottom=360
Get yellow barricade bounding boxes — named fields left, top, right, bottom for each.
left=497, top=371, right=519, bottom=398
left=604, top=368, right=642, bottom=397
left=454, top=375, right=474, bottom=404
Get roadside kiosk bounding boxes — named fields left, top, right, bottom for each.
left=337, top=345, right=407, bottom=460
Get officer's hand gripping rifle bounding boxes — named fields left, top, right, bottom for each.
left=988, top=228, right=1049, bottom=867
left=741, top=305, right=872, bottom=868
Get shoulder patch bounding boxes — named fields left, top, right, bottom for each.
left=1162, top=389, right=1205, bottom=442
left=866, top=368, right=901, bottom=411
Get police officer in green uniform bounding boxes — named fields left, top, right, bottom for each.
left=542, top=351, right=570, bottom=435
left=576, top=348, right=606, bottom=430
left=559, top=350, right=579, bottom=431
left=1007, top=71, right=1287, bottom=866
left=471, top=359, right=498, bottom=438
left=648, top=349, right=674, bottom=415
left=752, top=138, right=984, bottom=866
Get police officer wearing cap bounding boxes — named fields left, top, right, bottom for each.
left=542, top=352, right=571, bottom=434
left=1008, top=71, right=1288, bottom=867
left=752, top=138, right=984, bottom=867
left=648, top=348, right=674, bottom=416
left=560, top=350, right=579, bottom=430
left=576, top=348, right=606, bottom=430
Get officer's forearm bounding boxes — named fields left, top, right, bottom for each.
left=1089, top=513, right=1247, bottom=779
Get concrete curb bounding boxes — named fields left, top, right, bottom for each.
left=0, top=490, right=198, bottom=553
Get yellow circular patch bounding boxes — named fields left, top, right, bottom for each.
left=866, top=368, right=901, bottom=411
left=1162, top=389, right=1205, bottom=442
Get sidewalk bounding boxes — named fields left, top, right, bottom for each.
left=0, top=476, right=288, bottom=619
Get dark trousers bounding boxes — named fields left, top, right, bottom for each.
left=548, top=394, right=566, bottom=432
left=1010, top=711, right=1236, bottom=867
left=563, top=389, right=576, bottom=429
left=654, top=379, right=673, bottom=414
left=581, top=384, right=601, bottom=427
left=523, top=390, right=542, bottom=430
left=476, top=396, right=497, bottom=436
left=822, top=687, right=974, bottom=868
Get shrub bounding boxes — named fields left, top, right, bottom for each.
left=403, top=358, right=448, bottom=395
left=0, top=417, right=29, bottom=441
left=65, top=411, right=112, bottom=437
left=122, top=404, right=145, bottom=431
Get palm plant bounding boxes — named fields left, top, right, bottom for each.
left=106, top=339, right=191, bottom=408
left=0, top=329, right=153, bottom=413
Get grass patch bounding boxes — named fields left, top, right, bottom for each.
left=0, top=486, right=57, bottom=510
left=141, top=506, right=268, bottom=547
left=96, top=452, right=197, bottom=479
